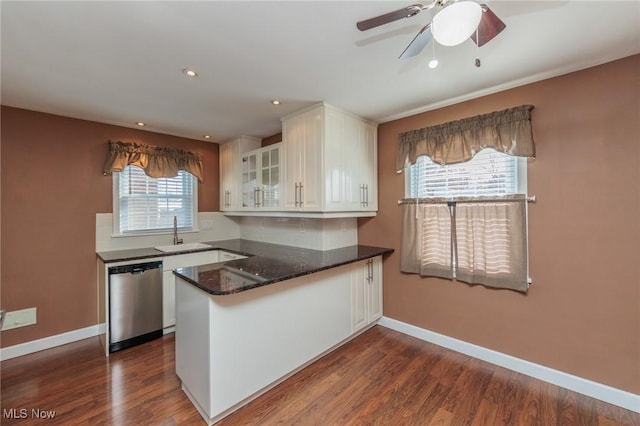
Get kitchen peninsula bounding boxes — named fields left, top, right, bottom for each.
left=171, top=239, right=392, bottom=425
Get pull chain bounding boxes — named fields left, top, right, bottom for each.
left=475, top=27, right=481, bottom=67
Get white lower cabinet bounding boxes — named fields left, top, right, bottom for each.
left=162, top=250, right=220, bottom=329
left=176, top=265, right=352, bottom=424
left=351, top=256, right=383, bottom=333
left=175, top=255, right=384, bottom=425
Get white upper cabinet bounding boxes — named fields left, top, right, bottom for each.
left=220, top=136, right=261, bottom=211
left=282, top=108, right=322, bottom=211
left=241, top=143, right=282, bottom=210
left=281, top=103, right=378, bottom=214
left=339, top=113, right=378, bottom=211
left=220, top=103, right=378, bottom=217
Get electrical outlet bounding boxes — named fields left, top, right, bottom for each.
left=1, top=307, right=37, bottom=331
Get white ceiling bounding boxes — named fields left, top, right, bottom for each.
left=2, top=1, right=639, bottom=143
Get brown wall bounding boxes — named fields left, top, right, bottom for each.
left=261, top=132, right=282, bottom=147
left=0, top=107, right=219, bottom=347
left=358, top=55, right=640, bottom=394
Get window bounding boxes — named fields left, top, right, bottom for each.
left=406, top=148, right=526, bottom=198
left=113, top=165, right=197, bottom=235
left=401, top=149, right=530, bottom=292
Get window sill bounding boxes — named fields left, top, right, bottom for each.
left=111, top=229, right=201, bottom=238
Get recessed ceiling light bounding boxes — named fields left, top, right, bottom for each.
left=183, top=68, right=198, bottom=77
left=271, top=100, right=281, bottom=105
left=203, top=135, right=211, bottom=139
left=136, top=122, right=145, bottom=126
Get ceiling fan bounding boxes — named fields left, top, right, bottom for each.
left=357, top=0, right=506, bottom=60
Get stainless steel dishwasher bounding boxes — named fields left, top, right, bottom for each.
left=108, top=261, right=163, bottom=353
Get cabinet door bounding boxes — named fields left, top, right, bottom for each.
left=362, top=122, right=378, bottom=211
left=300, top=109, right=323, bottom=211
left=260, top=144, right=281, bottom=209
left=323, top=107, right=346, bottom=210
left=282, top=117, right=302, bottom=210
left=367, top=256, right=383, bottom=322
left=283, top=110, right=322, bottom=211
left=343, top=118, right=377, bottom=211
left=241, top=152, right=258, bottom=209
left=351, top=256, right=383, bottom=332
left=219, top=142, right=234, bottom=211
left=163, top=270, right=176, bottom=328
left=343, top=115, right=364, bottom=211
left=351, top=259, right=368, bottom=333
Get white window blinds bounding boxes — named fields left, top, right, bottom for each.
left=409, top=148, right=519, bottom=198
left=114, top=165, right=196, bottom=234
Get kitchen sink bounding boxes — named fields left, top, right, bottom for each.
left=154, top=242, right=213, bottom=253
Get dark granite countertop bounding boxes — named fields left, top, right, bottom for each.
left=97, top=239, right=393, bottom=296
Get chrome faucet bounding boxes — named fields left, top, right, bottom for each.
left=173, top=216, right=183, bottom=245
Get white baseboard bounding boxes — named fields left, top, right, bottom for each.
left=377, top=317, right=640, bottom=413
left=0, top=323, right=106, bottom=361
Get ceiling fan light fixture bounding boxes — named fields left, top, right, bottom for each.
left=432, top=1, right=482, bottom=47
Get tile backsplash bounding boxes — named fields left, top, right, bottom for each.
left=96, top=213, right=357, bottom=252
left=96, top=212, right=240, bottom=252
left=238, top=217, right=357, bottom=250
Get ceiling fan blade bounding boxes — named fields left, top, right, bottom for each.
left=357, top=4, right=424, bottom=31
left=399, top=24, right=433, bottom=59
left=470, top=4, right=506, bottom=47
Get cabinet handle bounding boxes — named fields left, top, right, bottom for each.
left=365, top=184, right=369, bottom=207
left=299, top=183, right=304, bottom=207
left=294, top=182, right=299, bottom=207
left=370, top=259, right=374, bottom=281
left=254, top=187, right=258, bottom=207
left=360, top=184, right=369, bottom=208
left=261, top=187, right=265, bottom=207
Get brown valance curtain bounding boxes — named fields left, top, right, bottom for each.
left=396, top=105, right=535, bottom=172
left=103, top=140, right=204, bottom=183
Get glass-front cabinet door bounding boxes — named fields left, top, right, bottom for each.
left=241, top=153, right=258, bottom=208
left=261, top=145, right=280, bottom=209
left=241, top=143, right=281, bottom=210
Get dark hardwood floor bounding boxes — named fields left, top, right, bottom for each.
left=1, top=326, right=638, bottom=425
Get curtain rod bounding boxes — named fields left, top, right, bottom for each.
left=397, top=195, right=536, bottom=205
